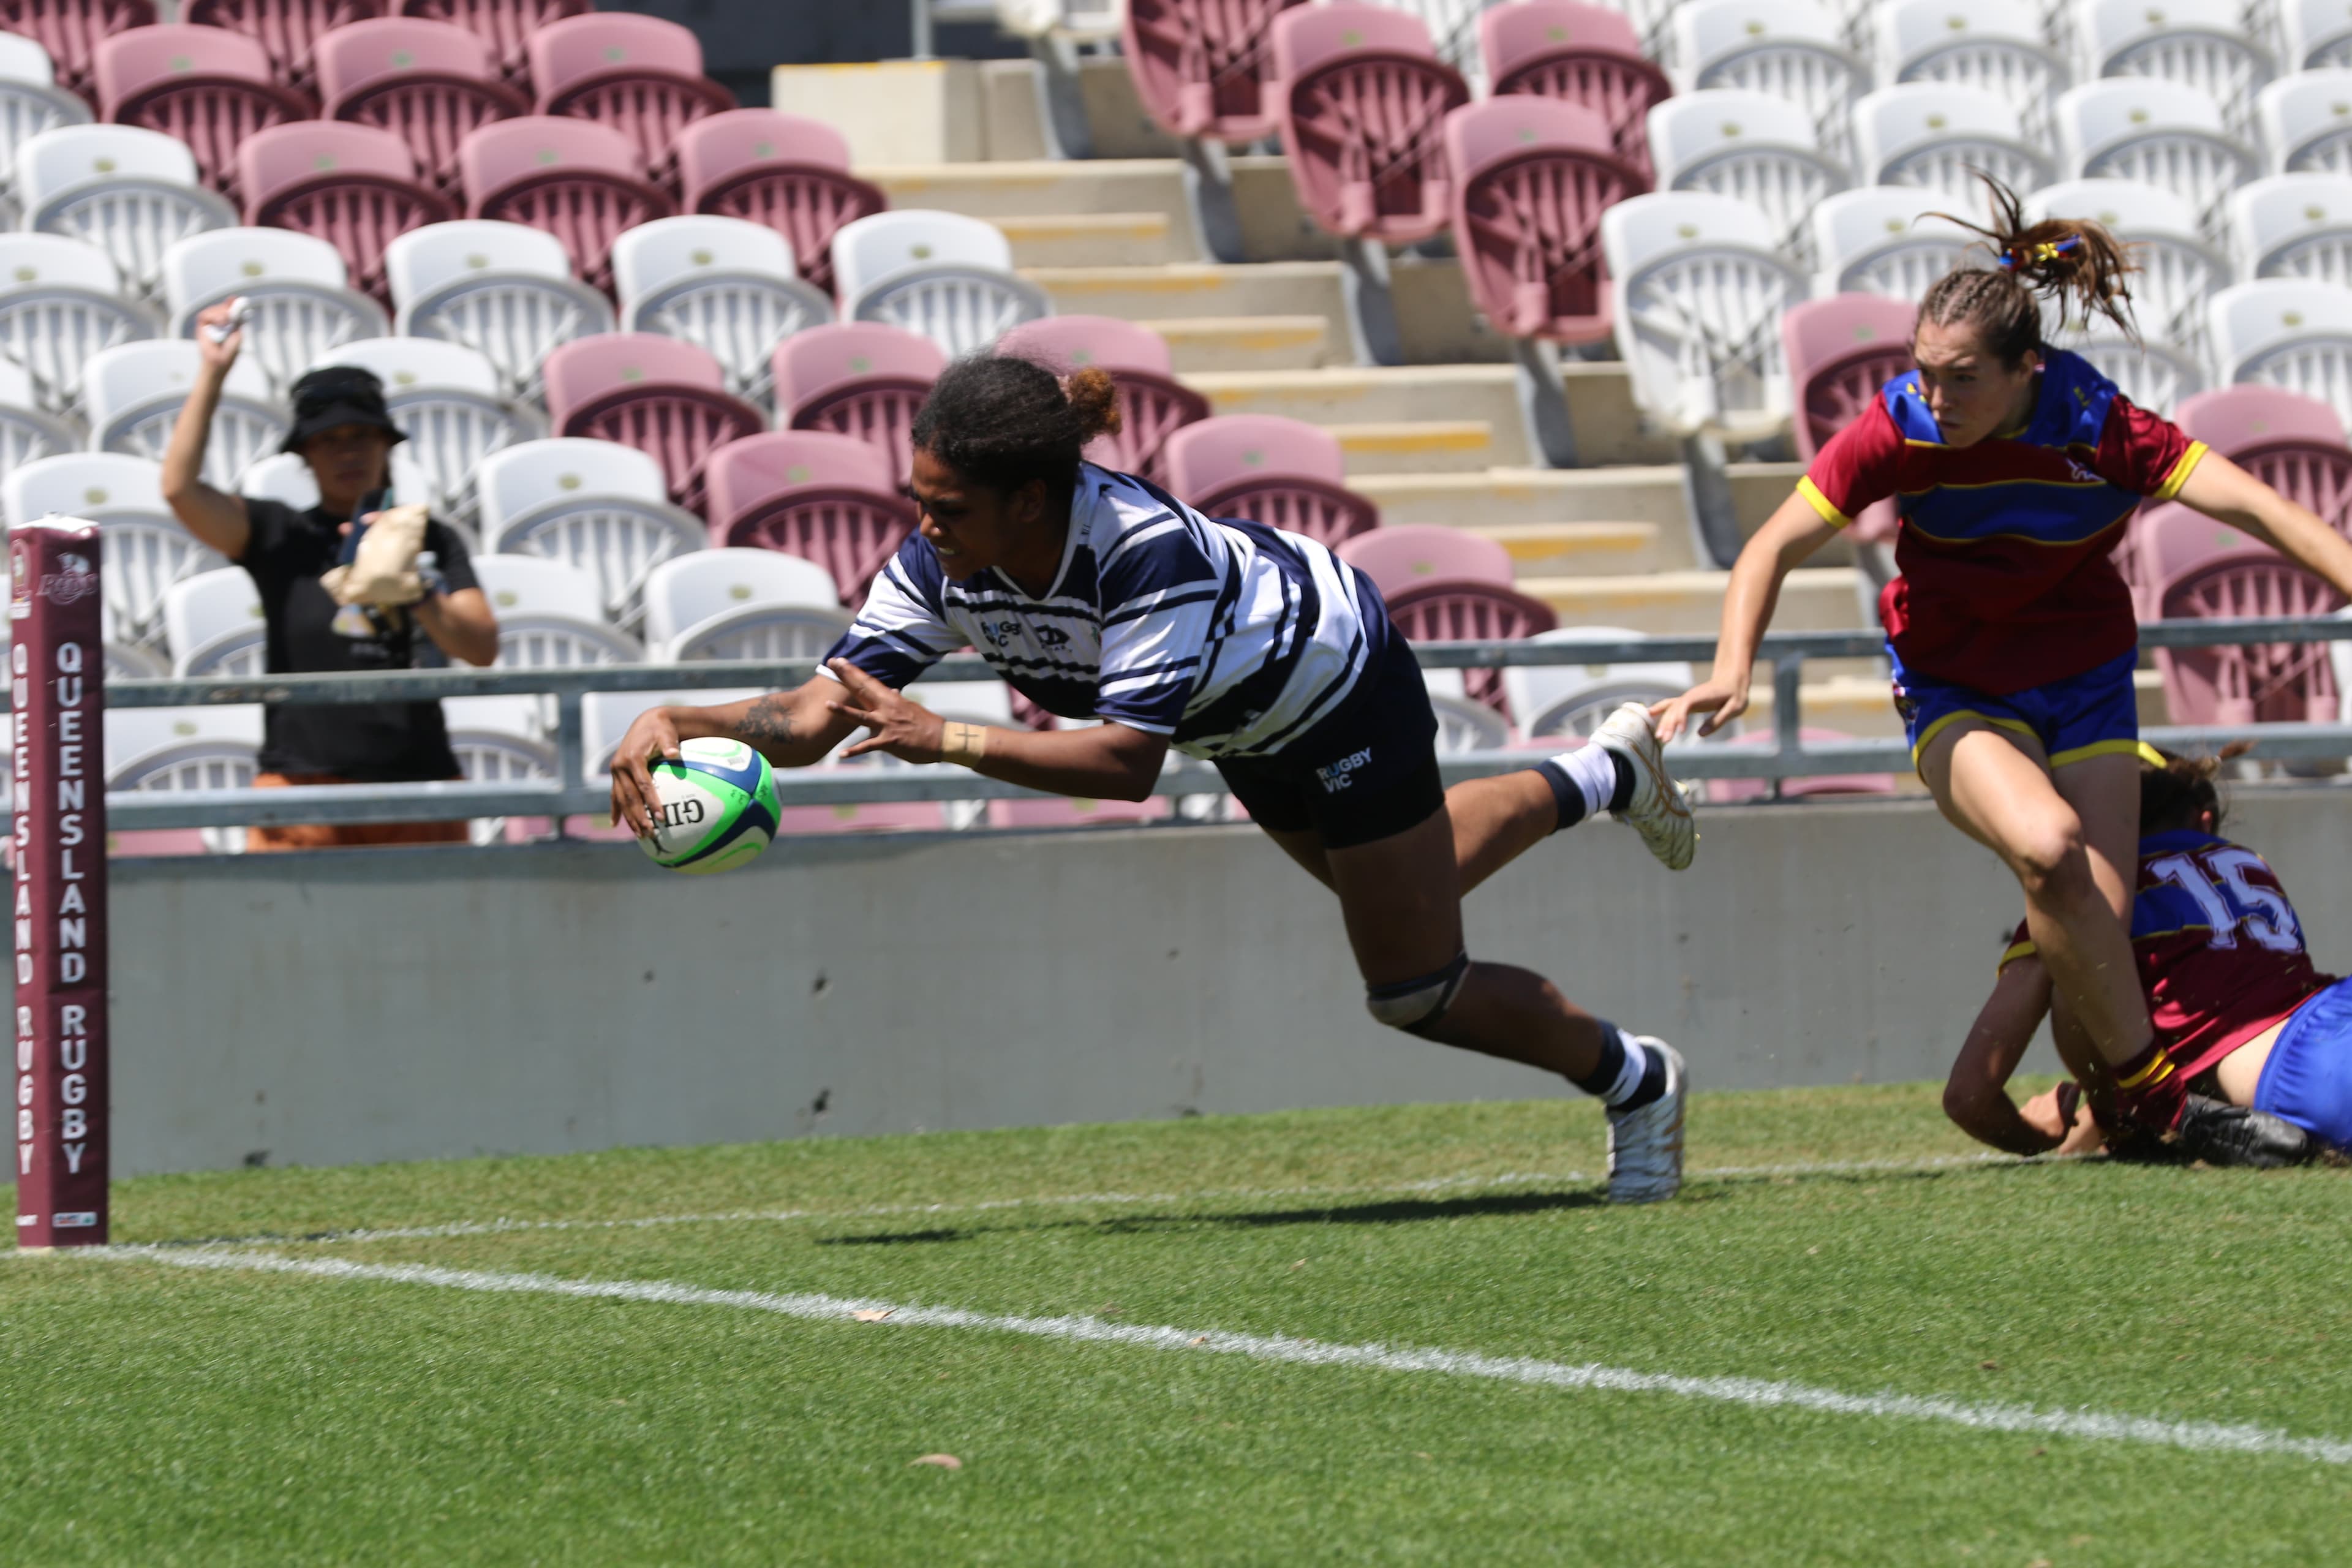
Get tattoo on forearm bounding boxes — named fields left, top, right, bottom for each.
left=737, top=695, right=796, bottom=748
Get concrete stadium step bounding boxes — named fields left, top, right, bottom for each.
left=1520, top=567, right=1865, bottom=636
left=868, top=159, right=1197, bottom=233
left=1028, top=260, right=1341, bottom=328
left=998, top=212, right=1189, bottom=268
left=1139, top=315, right=1332, bottom=372
left=1327, top=420, right=1512, bottom=473
left=1468, top=521, right=1675, bottom=578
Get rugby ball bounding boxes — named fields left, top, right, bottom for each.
left=638, top=738, right=782, bottom=875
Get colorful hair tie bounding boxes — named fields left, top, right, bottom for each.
left=1998, top=235, right=2082, bottom=270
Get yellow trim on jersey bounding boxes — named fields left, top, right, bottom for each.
left=1910, top=708, right=2038, bottom=772
left=1795, top=477, right=1852, bottom=529
left=2049, top=736, right=2154, bottom=769
left=2150, top=440, right=2209, bottom=502
left=1998, top=937, right=2039, bottom=973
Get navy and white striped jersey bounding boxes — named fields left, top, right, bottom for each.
left=823, top=464, right=1384, bottom=760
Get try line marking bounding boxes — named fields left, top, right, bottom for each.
left=99, top=1244, right=2352, bottom=1468
left=116, top=1149, right=2036, bottom=1250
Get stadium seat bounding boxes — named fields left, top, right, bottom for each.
left=612, top=215, right=833, bottom=406
left=102, top=638, right=168, bottom=681
left=0, top=34, right=91, bottom=227
left=0, top=355, right=77, bottom=489
left=317, top=17, right=527, bottom=198
left=5, top=450, right=219, bottom=646
left=1707, top=726, right=1898, bottom=800
left=580, top=686, right=756, bottom=783
left=2076, top=0, right=2273, bottom=144
left=474, top=551, right=644, bottom=666
left=1335, top=524, right=1513, bottom=597
left=1870, top=0, right=2065, bottom=148
left=238, top=120, right=456, bottom=306
left=1673, top=0, right=1863, bottom=168
left=2055, top=79, right=2253, bottom=238
left=237, top=448, right=320, bottom=508
left=1807, top=186, right=1976, bottom=300
left=2126, top=499, right=2264, bottom=614
left=17, top=123, right=235, bottom=301
left=385, top=218, right=614, bottom=402
left=1419, top=664, right=1513, bottom=751
left=458, top=115, right=674, bottom=295
left=2227, top=172, right=2352, bottom=284
left=87, top=339, right=285, bottom=490
left=1444, top=95, right=1644, bottom=348
left=309, top=335, right=540, bottom=527
left=477, top=436, right=705, bottom=631
left=1782, top=292, right=1917, bottom=543
left=1120, top=0, right=1306, bottom=143
left=104, top=699, right=265, bottom=859
left=541, top=332, right=764, bottom=513
left=2155, top=551, right=2345, bottom=723
left=0, top=0, right=153, bottom=103
left=674, top=109, right=885, bottom=300
left=1646, top=90, right=1847, bottom=268
left=2024, top=176, right=2222, bottom=408
left=997, top=315, right=1209, bottom=484
left=2209, top=277, right=2352, bottom=430
left=397, top=0, right=589, bottom=88
left=162, top=227, right=390, bottom=398
left=2285, top=0, right=2352, bottom=70
left=772, top=320, right=946, bottom=484
left=831, top=209, right=1048, bottom=360
left=641, top=546, right=843, bottom=660
left=2256, top=68, right=2352, bottom=175
left=1502, top=624, right=1696, bottom=739
left=183, top=0, right=385, bottom=99
left=1481, top=1, right=1670, bottom=184
left=1384, top=579, right=1559, bottom=714
left=703, top=429, right=918, bottom=610
left=1159, top=413, right=1380, bottom=548
left=1268, top=4, right=1469, bottom=246
left=2174, top=383, right=2352, bottom=545
left=93, top=26, right=309, bottom=204
left=161, top=565, right=266, bottom=677
left=0, top=232, right=160, bottom=412
left=525, top=12, right=732, bottom=188
left=1849, top=82, right=2054, bottom=198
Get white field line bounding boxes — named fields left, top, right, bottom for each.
left=116, top=1150, right=2031, bottom=1250
left=100, top=1244, right=2352, bottom=1467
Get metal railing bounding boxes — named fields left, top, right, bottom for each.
left=100, top=616, right=2352, bottom=831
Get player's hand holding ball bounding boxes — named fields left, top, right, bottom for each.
left=612, top=708, right=784, bottom=875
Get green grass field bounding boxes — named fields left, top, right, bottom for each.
left=7, top=1084, right=2350, bottom=1566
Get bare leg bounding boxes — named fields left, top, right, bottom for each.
left=1920, top=723, right=2151, bottom=1068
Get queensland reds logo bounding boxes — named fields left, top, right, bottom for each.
left=40, top=551, right=95, bottom=606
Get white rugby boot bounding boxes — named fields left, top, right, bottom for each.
left=1592, top=701, right=1695, bottom=872
left=1606, top=1038, right=1686, bottom=1205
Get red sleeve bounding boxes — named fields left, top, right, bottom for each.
left=1796, top=398, right=1903, bottom=528
left=2091, top=395, right=2207, bottom=500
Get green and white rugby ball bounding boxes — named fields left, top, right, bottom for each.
left=639, top=737, right=783, bottom=875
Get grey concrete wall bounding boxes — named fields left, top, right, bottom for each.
left=100, top=791, right=2352, bottom=1177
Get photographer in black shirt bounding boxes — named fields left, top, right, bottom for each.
left=161, top=300, right=500, bottom=850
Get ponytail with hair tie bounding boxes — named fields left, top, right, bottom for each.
left=1916, top=174, right=2141, bottom=366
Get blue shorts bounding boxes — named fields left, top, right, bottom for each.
left=2254, top=976, right=2352, bottom=1152
left=1889, top=645, right=2150, bottom=774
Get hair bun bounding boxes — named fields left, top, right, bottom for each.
left=1062, top=366, right=1123, bottom=442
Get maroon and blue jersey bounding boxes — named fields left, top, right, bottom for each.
left=2005, top=829, right=2334, bottom=1080
left=1798, top=350, right=2206, bottom=696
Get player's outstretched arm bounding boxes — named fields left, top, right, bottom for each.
left=608, top=682, right=854, bottom=837
left=2175, top=452, right=2352, bottom=603
left=826, top=659, right=1169, bottom=802
left=1652, top=493, right=1841, bottom=743
left=1943, top=957, right=2078, bottom=1157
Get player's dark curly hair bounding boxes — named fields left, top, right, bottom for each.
left=909, top=354, right=1121, bottom=501
left=2139, top=744, right=2255, bottom=834
left=1919, top=174, right=2140, bottom=367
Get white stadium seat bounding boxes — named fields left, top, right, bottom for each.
left=2055, top=79, right=2255, bottom=238
left=2256, top=69, right=2352, bottom=175
left=387, top=221, right=616, bottom=404
left=162, top=228, right=390, bottom=399
left=1504, top=626, right=1698, bottom=740
left=1850, top=81, right=2056, bottom=198
left=642, top=547, right=850, bottom=662
left=1420, top=666, right=1511, bottom=753
left=0, top=352, right=77, bottom=490
left=1674, top=0, right=1866, bottom=167
left=0, top=36, right=89, bottom=228
left=309, top=336, right=543, bottom=529
left=475, top=552, right=644, bottom=667
left=161, top=567, right=266, bottom=678
left=613, top=215, right=833, bottom=406
left=86, top=340, right=286, bottom=491
left=0, top=232, right=159, bottom=412
left=477, top=437, right=707, bottom=632
left=1872, top=0, right=2068, bottom=148
left=1809, top=186, right=1980, bottom=300
left=4, top=451, right=221, bottom=647
left=2209, top=277, right=2352, bottom=430
left=2075, top=0, right=2274, bottom=144
left=2026, top=175, right=2226, bottom=398
left=832, top=209, right=1051, bottom=360
left=104, top=702, right=264, bottom=791
left=2285, top=0, right=2352, bottom=70
left=1647, top=89, right=1849, bottom=267
left=237, top=450, right=319, bottom=511
left=582, top=687, right=759, bottom=779
left=17, top=124, right=233, bottom=301
left=2228, top=172, right=2352, bottom=285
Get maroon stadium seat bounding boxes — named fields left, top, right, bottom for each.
left=95, top=24, right=311, bottom=203
left=704, top=431, right=918, bottom=611
left=1446, top=95, right=1644, bottom=347
left=676, top=109, right=885, bottom=298
left=1483, top=1, right=1670, bottom=184
left=1120, top=0, right=1306, bottom=143
left=997, top=315, right=1208, bottom=488
left=1271, top=4, right=1468, bottom=246
left=1160, top=413, right=1379, bottom=548
left=1381, top=579, right=1559, bottom=714
left=541, top=333, right=764, bottom=513
left=240, top=119, right=454, bottom=305
left=526, top=12, right=732, bottom=190
left=318, top=17, right=527, bottom=197
left=396, top=0, right=588, bottom=88
left=2155, top=553, right=2346, bottom=725
left=183, top=0, right=383, bottom=97
left=1336, top=524, right=1513, bottom=598
left=2174, top=385, right=2352, bottom=551
left=1781, top=293, right=1918, bottom=546
left=458, top=115, right=674, bottom=293
left=771, top=322, right=946, bottom=485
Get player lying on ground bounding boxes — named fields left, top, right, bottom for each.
left=612, top=356, right=1700, bottom=1201
left=1943, top=752, right=2352, bottom=1166
left=1654, top=176, right=2352, bottom=1136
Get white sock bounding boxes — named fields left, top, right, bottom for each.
left=1549, top=744, right=1617, bottom=823
left=1604, top=1030, right=1651, bottom=1107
